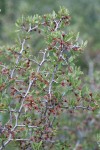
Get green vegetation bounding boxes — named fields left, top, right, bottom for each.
left=0, top=1, right=100, bottom=150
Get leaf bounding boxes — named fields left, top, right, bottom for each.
left=52, top=11, right=57, bottom=19
left=84, top=40, right=88, bottom=47
left=15, top=22, right=19, bottom=27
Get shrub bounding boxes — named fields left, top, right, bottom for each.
left=0, top=7, right=99, bottom=150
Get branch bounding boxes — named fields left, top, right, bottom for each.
left=10, top=39, right=26, bottom=78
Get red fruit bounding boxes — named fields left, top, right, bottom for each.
left=89, top=93, right=92, bottom=97
left=61, top=81, right=65, bottom=86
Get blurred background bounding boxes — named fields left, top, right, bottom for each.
left=0, top=0, right=100, bottom=149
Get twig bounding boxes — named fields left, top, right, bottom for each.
left=10, top=39, right=26, bottom=78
